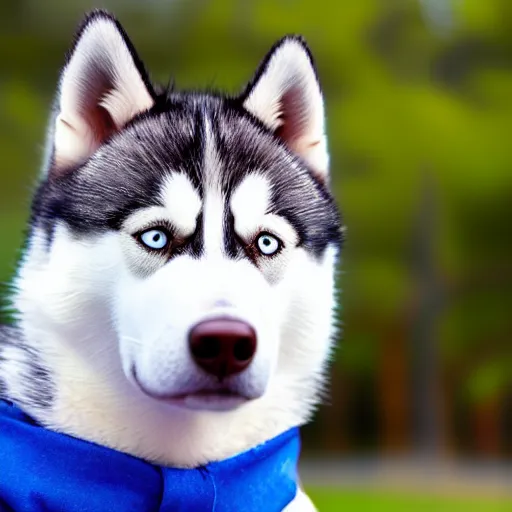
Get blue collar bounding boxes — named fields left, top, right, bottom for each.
left=0, top=400, right=300, bottom=511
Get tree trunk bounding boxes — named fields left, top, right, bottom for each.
left=379, top=322, right=410, bottom=453
left=473, top=397, right=502, bottom=457
left=410, top=171, right=446, bottom=457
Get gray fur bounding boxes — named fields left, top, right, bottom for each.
left=0, top=324, right=54, bottom=408
left=34, top=94, right=341, bottom=260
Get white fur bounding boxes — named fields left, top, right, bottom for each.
left=230, top=173, right=271, bottom=234
left=284, top=490, right=317, bottom=511
left=244, top=39, right=329, bottom=181
left=53, top=17, right=154, bottom=169
left=159, top=173, right=202, bottom=235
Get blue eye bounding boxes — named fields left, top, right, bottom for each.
left=140, top=229, right=169, bottom=250
left=256, top=233, right=280, bottom=256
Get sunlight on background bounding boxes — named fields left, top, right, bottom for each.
left=0, top=1, right=511, bottom=510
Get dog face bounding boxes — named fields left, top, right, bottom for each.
left=10, top=11, right=342, bottom=465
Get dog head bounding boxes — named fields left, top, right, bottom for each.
left=12, top=10, right=342, bottom=465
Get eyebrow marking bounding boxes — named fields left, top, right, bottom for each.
left=159, top=173, right=202, bottom=235
left=230, top=174, right=271, bottom=239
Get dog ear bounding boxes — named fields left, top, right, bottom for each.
left=47, top=10, right=155, bottom=176
left=242, top=36, right=328, bottom=183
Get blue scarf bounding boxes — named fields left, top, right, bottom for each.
left=0, top=400, right=300, bottom=511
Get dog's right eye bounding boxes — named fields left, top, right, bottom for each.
left=256, top=233, right=281, bottom=256
left=139, top=229, right=169, bottom=251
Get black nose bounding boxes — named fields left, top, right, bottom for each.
left=188, top=319, right=257, bottom=380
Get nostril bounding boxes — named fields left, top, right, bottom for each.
left=188, top=318, right=257, bottom=379
left=233, top=337, right=255, bottom=362
left=191, top=336, right=221, bottom=360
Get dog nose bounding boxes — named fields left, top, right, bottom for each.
left=188, top=319, right=257, bottom=379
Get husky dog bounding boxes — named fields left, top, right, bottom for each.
left=0, top=9, right=342, bottom=511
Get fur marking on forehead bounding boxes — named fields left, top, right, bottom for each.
left=230, top=174, right=271, bottom=237
left=202, top=115, right=226, bottom=257
left=159, top=173, right=202, bottom=235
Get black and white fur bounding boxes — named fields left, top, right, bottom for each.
left=0, top=10, right=342, bottom=510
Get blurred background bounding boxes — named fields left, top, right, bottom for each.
left=0, top=0, right=511, bottom=510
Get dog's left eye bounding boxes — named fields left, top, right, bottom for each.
left=256, top=233, right=281, bottom=256
left=140, top=229, right=169, bottom=250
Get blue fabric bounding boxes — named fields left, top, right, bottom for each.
left=0, top=400, right=299, bottom=511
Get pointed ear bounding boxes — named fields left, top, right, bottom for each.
left=48, top=10, right=155, bottom=175
left=242, top=36, right=329, bottom=183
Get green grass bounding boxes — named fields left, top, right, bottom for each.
left=307, top=488, right=512, bottom=512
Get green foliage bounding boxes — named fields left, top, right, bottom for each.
left=465, top=358, right=511, bottom=404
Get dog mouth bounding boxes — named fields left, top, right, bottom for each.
left=168, top=389, right=249, bottom=411
left=131, top=367, right=249, bottom=411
